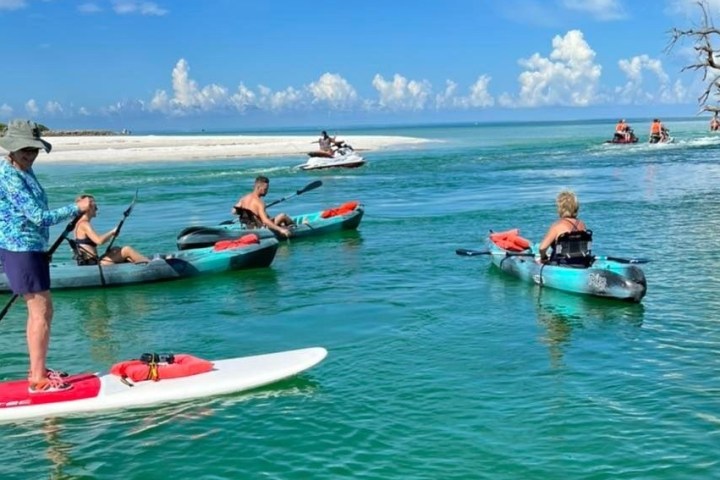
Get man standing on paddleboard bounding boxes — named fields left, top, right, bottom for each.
left=0, top=119, right=93, bottom=393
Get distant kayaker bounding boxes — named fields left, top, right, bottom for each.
left=73, top=194, right=150, bottom=265
left=232, top=176, right=293, bottom=237
left=538, top=190, right=588, bottom=264
left=0, top=119, right=93, bottom=393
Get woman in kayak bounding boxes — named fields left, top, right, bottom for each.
left=538, top=190, right=588, bottom=264
left=73, top=195, right=150, bottom=265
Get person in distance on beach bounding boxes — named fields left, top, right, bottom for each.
left=0, top=119, right=93, bottom=394
left=538, top=190, right=588, bottom=264
left=232, top=176, right=293, bottom=238
left=73, top=194, right=150, bottom=265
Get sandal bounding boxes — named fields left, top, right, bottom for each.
left=28, top=377, right=73, bottom=394
left=47, top=368, right=69, bottom=379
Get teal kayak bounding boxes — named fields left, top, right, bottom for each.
left=0, top=237, right=279, bottom=291
left=176, top=202, right=364, bottom=250
left=486, top=232, right=647, bottom=302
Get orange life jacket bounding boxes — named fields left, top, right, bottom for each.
left=490, top=229, right=532, bottom=252
left=615, top=122, right=626, bottom=133
left=321, top=201, right=359, bottom=219
left=651, top=122, right=661, bottom=134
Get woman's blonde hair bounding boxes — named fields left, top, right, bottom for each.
left=556, top=190, right=579, bottom=218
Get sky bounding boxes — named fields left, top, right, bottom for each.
left=0, top=0, right=719, bottom=131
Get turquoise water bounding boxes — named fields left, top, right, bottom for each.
left=1, top=119, right=720, bottom=479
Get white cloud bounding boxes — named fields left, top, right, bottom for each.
left=112, top=0, right=167, bottom=16
left=0, top=0, right=25, bottom=10
left=615, top=54, right=688, bottom=104
left=78, top=2, right=102, bottom=14
left=78, top=107, right=91, bottom=116
left=436, top=76, right=495, bottom=109
left=150, top=59, right=229, bottom=114
left=25, top=99, right=39, bottom=115
left=309, top=73, right=357, bottom=109
left=503, top=29, right=602, bottom=107
left=150, top=59, right=356, bottom=115
left=0, top=103, right=13, bottom=117
left=371, top=74, right=431, bottom=110
left=560, top=0, right=626, bottom=21
left=45, top=101, right=64, bottom=115
left=229, top=83, right=257, bottom=111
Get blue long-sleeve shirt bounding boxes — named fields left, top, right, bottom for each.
left=0, top=159, right=80, bottom=252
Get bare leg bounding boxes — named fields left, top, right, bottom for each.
left=120, top=246, right=150, bottom=263
left=273, top=213, right=294, bottom=226
left=101, top=246, right=150, bottom=264
left=25, top=291, right=53, bottom=383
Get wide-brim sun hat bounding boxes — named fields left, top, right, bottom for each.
left=0, top=119, right=52, bottom=153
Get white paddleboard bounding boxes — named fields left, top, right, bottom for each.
left=0, top=347, right=327, bottom=422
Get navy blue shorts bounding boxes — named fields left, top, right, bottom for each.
left=0, top=249, right=51, bottom=295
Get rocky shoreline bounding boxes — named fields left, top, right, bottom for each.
left=44, top=129, right=131, bottom=136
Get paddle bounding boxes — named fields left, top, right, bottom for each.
left=455, top=248, right=649, bottom=264
left=101, top=189, right=139, bottom=259
left=265, top=180, right=322, bottom=208
left=455, top=248, right=535, bottom=258
left=0, top=214, right=83, bottom=323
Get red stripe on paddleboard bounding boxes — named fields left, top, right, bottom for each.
left=0, top=373, right=101, bottom=409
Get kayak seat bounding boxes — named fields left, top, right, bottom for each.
left=233, top=207, right=264, bottom=229
left=66, top=238, right=99, bottom=266
left=549, top=230, right=594, bottom=267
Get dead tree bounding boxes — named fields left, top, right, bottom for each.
left=668, top=1, right=720, bottom=114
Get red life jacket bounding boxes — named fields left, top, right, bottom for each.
left=490, top=229, right=532, bottom=252
left=213, top=233, right=260, bottom=251
left=321, top=201, right=359, bottom=219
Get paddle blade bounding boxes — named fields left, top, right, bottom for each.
left=605, top=256, right=650, bottom=264
left=298, top=180, right=323, bottom=194
left=456, top=249, right=490, bottom=257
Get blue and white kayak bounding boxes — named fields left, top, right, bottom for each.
left=0, top=237, right=279, bottom=291
left=176, top=202, right=364, bottom=250
left=487, top=235, right=647, bottom=302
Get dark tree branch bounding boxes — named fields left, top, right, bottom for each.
left=667, top=1, right=720, bottom=114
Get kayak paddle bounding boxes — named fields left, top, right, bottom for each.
left=266, top=180, right=323, bottom=208
left=101, top=189, right=139, bottom=259
left=456, top=248, right=649, bottom=264
left=455, top=248, right=534, bottom=257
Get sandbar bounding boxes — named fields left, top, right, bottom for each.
left=39, top=134, right=431, bottom=163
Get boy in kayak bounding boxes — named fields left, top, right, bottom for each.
left=232, top=176, right=293, bottom=238
left=538, top=190, right=589, bottom=264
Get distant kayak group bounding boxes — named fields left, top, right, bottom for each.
left=606, top=118, right=673, bottom=144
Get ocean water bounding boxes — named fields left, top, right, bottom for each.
left=1, top=119, right=719, bottom=479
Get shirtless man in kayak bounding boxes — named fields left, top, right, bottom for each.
left=232, top=176, right=293, bottom=237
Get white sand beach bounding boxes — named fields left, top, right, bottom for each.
left=41, top=134, right=431, bottom=163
